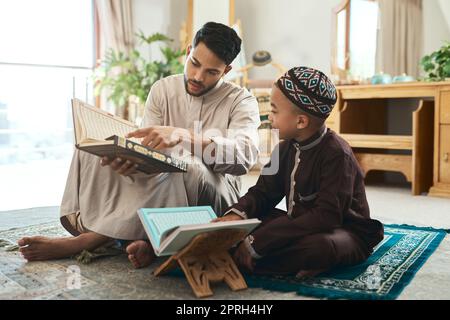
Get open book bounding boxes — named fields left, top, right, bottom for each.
left=138, top=206, right=261, bottom=256
left=71, top=98, right=187, bottom=174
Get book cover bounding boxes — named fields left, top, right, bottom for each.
left=137, top=206, right=261, bottom=256
left=71, top=98, right=187, bottom=174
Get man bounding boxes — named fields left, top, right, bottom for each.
left=18, top=22, right=261, bottom=268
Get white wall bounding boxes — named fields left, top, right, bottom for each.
left=423, top=0, right=450, bottom=56
left=235, top=0, right=342, bottom=78
left=132, top=0, right=449, bottom=77
left=132, top=0, right=187, bottom=60
left=438, top=0, right=450, bottom=32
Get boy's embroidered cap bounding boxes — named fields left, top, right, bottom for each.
left=277, top=66, right=337, bottom=119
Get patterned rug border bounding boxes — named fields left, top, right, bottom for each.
left=246, top=224, right=447, bottom=300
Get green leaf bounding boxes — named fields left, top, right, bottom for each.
left=137, top=30, right=173, bottom=45
left=420, top=55, right=430, bottom=65
left=94, top=31, right=184, bottom=109
left=443, top=61, right=450, bottom=76
left=421, top=42, right=450, bottom=81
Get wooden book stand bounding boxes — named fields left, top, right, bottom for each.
left=153, top=229, right=248, bottom=298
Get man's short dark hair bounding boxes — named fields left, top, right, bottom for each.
left=193, top=22, right=242, bottom=65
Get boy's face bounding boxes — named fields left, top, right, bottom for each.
left=184, top=42, right=232, bottom=97
left=269, top=85, right=305, bottom=140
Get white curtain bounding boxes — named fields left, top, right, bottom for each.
left=376, top=0, right=423, bottom=77
left=95, top=0, right=134, bottom=114
left=95, top=0, right=135, bottom=57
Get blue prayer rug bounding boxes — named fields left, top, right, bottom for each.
left=246, top=224, right=447, bottom=300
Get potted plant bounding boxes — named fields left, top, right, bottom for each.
left=420, top=41, right=450, bottom=82
left=94, top=31, right=185, bottom=123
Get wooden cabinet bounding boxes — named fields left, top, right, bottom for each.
left=438, top=125, right=450, bottom=184
left=327, top=82, right=450, bottom=197
left=440, top=91, right=450, bottom=124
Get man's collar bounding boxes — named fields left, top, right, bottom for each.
left=188, top=78, right=224, bottom=99
left=203, top=78, right=224, bottom=98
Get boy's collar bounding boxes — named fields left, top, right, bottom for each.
left=292, top=126, right=328, bottom=151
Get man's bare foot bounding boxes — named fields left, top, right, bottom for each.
left=126, top=240, right=156, bottom=269
left=17, top=232, right=110, bottom=261
left=295, top=268, right=328, bottom=279
left=18, top=236, right=83, bottom=261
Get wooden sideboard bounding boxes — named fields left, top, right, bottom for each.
left=326, top=82, right=450, bottom=198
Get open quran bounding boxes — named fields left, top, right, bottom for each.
left=71, top=98, right=187, bottom=174
left=137, top=206, right=260, bottom=256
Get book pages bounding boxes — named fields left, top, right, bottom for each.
left=74, top=99, right=139, bottom=143
left=152, top=209, right=217, bottom=242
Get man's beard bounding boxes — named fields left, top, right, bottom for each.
left=184, top=75, right=220, bottom=97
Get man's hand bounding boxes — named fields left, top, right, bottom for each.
left=233, top=241, right=255, bottom=273
left=211, top=213, right=243, bottom=223
left=100, top=157, right=138, bottom=176
left=126, top=126, right=188, bottom=150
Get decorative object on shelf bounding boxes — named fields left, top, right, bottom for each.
left=420, top=42, right=450, bottom=82
left=370, top=72, right=392, bottom=85
left=236, top=50, right=286, bottom=89
left=252, top=50, right=272, bottom=66
left=94, top=31, right=185, bottom=123
left=393, top=73, right=416, bottom=83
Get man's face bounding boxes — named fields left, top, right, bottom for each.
left=184, top=42, right=231, bottom=97
left=269, top=85, right=303, bottom=140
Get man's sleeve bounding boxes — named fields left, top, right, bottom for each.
left=127, top=80, right=164, bottom=182
left=248, top=153, right=357, bottom=258
left=207, top=93, right=261, bottom=176
left=141, top=80, right=164, bottom=128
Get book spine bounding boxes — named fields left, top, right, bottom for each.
left=122, top=138, right=188, bottom=171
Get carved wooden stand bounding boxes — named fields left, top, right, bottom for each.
left=153, top=229, right=248, bottom=298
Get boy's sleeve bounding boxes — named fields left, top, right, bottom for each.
left=223, top=143, right=285, bottom=219
left=248, top=152, right=357, bottom=258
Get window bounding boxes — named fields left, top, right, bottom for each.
left=349, top=0, right=379, bottom=80
left=332, top=0, right=379, bottom=81
left=0, top=0, right=95, bottom=210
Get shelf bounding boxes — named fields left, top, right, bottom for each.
left=340, top=134, right=413, bottom=150
left=354, top=153, right=412, bottom=182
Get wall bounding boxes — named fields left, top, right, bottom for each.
left=423, top=0, right=450, bottom=56
left=235, top=0, right=342, bottom=79
left=132, top=0, right=187, bottom=61
left=132, top=0, right=341, bottom=78
left=438, top=0, right=450, bottom=31
left=132, top=0, right=449, bottom=78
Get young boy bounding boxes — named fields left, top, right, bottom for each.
left=214, top=66, right=384, bottom=277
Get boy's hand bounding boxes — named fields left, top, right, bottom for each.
left=233, top=241, right=255, bottom=273
left=211, top=213, right=243, bottom=223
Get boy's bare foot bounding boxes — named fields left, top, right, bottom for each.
left=126, top=240, right=156, bottom=269
left=17, top=232, right=110, bottom=261
left=232, top=242, right=255, bottom=273
left=295, top=268, right=327, bottom=279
